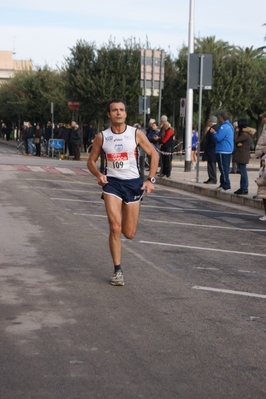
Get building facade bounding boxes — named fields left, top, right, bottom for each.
left=0, top=51, right=33, bottom=84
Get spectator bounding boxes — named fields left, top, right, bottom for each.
left=26, top=122, right=34, bottom=156
left=45, top=121, right=52, bottom=155
left=159, top=121, right=175, bottom=178
left=233, top=118, right=253, bottom=195
left=147, top=121, right=160, bottom=171
left=58, top=123, right=68, bottom=155
left=255, top=155, right=266, bottom=221
left=33, top=124, right=42, bottom=156
left=70, top=122, right=81, bottom=160
left=1, top=124, right=7, bottom=139
left=210, top=111, right=234, bottom=191
left=191, top=126, right=198, bottom=169
left=230, top=121, right=240, bottom=174
left=5, top=125, right=12, bottom=141
left=21, top=123, right=29, bottom=155
left=202, top=116, right=217, bottom=184
left=83, top=123, right=89, bottom=152
left=67, top=124, right=73, bottom=156
left=88, top=124, right=96, bottom=147
left=146, top=118, right=156, bottom=137
left=159, top=115, right=168, bottom=139
left=255, top=111, right=266, bottom=159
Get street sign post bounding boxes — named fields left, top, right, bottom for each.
left=189, top=53, right=213, bottom=183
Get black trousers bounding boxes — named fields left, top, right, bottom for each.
left=207, top=161, right=217, bottom=182
left=161, top=153, right=172, bottom=177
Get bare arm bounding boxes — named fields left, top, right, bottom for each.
left=87, top=132, right=108, bottom=186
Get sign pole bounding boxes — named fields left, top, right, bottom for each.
left=185, top=0, right=195, bottom=172
left=51, top=102, right=54, bottom=158
left=196, top=54, right=204, bottom=183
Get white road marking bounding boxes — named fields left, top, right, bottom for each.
left=193, top=286, right=266, bottom=299
left=0, top=165, right=16, bottom=170
left=238, top=270, right=256, bottom=273
left=26, top=166, right=46, bottom=172
left=24, top=179, right=95, bottom=185
left=143, top=218, right=266, bottom=232
left=32, top=187, right=99, bottom=194
left=140, top=241, right=266, bottom=257
left=50, top=198, right=102, bottom=203
left=196, top=267, right=219, bottom=270
left=74, top=213, right=107, bottom=218
left=54, top=167, right=76, bottom=174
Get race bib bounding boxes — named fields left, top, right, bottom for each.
left=106, top=152, right=130, bottom=169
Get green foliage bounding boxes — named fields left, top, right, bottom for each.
left=0, top=36, right=265, bottom=135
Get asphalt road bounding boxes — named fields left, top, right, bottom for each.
left=1, top=144, right=266, bottom=399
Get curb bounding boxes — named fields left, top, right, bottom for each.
left=156, top=177, right=264, bottom=211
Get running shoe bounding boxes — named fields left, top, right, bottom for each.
left=111, top=270, right=124, bottom=286
left=259, top=215, right=266, bottom=221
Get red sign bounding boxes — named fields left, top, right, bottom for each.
left=68, top=101, right=80, bottom=110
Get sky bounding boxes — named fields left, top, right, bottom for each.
left=0, top=0, right=265, bottom=69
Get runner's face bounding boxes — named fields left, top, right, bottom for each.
left=108, top=102, right=127, bottom=125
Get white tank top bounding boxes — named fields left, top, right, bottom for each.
left=102, top=125, right=140, bottom=180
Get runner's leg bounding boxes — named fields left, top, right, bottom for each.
left=104, top=194, right=123, bottom=266
left=121, top=201, right=141, bottom=239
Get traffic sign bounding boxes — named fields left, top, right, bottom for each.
left=68, top=101, right=80, bottom=110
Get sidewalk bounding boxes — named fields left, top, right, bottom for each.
left=156, top=154, right=263, bottom=211
left=0, top=138, right=263, bottom=211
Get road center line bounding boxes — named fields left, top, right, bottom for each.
left=139, top=241, right=266, bottom=257
left=192, top=286, right=266, bottom=299
left=143, top=218, right=266, bottom=232
left=74, top=213, right=107, bottom=218
left=50, top=198, right=102, bottom=203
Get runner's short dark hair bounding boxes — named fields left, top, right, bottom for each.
left=106, top=99, right=127, bottom=113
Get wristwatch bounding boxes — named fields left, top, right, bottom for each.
left=147, top=177, right=156, bottom=184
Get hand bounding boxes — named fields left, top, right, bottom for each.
left=141, top=180, right=155, bottom=195
left=97, top=174, right=108, bottom=186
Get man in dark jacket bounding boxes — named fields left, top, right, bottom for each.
left=58, top=123, right=68, bottom=155
left=202, top=116, right=218, bottom=184
left=211, top=111, right=234, bottom=191
left=70, top=121, right=81, bottom=160
left=159, top=121, right=174, bottom=178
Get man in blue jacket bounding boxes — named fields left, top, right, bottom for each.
left=210, top=111, right=234, bottom=190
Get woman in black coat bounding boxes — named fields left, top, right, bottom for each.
left=233, top=118, right=253, bottom=195
left=202, top=116, right=218, bottom=184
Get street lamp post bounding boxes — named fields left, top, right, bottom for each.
left=184, top=0, right=195, bottom=172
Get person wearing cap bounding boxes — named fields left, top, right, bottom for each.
left=202, top=116, right=218, bottom=184
left=255, top=111, right=266, bottom=159
left=255, top=154, right=266, bottom=221
left=233, top=118, right=254, bottom=195
left=210, top=111, right=234, bottom=191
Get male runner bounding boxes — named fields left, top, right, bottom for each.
left=87, top=99, right=159, bottom=286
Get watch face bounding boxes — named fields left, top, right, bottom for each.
left=150, top=177, right=156, bottom=183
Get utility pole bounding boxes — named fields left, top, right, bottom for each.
left=184, top=0, right=195, bottom=171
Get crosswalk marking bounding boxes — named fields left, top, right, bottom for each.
left=26, top=166, right=46, bottom=172
left=0, top=165, right=90, bottom=175
left=0, top=165, right=17, bottom=171
left=54, top=167, right=76, bottom=174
